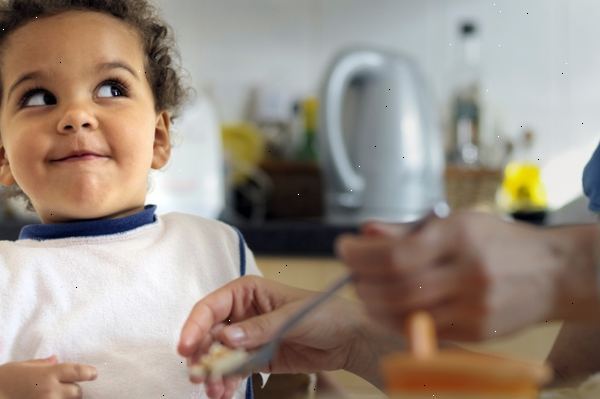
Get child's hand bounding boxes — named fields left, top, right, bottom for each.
left=0, top=355, right=97, bottom=399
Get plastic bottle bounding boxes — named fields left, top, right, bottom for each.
left=448, top=21, right=481, bottom=165
left=296, top=97, right=318, bottom=161
left=497, top=130, right=548, bottom=224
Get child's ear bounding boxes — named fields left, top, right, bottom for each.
left=151, top=111, right=171, bottom=169
left=0, top=144, right=16, bottom=186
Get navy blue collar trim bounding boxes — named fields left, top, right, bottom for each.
left=19, top=205, right=157, bottom=241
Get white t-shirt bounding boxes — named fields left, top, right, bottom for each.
left=0, top=208, right=259, bottom=398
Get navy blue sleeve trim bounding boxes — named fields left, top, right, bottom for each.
left=245, top=376, right=254, bottom=399
left=233, top=227, right=247, bottom=277
left=234, top=227, right=254, bottom=398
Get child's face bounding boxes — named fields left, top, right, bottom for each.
left=0, top=11, right=171, bottom=223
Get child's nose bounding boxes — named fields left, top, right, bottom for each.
left=57, top=107, right=99, bottom=134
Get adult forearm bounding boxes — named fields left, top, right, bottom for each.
left=548, top=223, right=600, bottom=321
left=546, top=321, right=600, bottom=387
left=545, top=223, right=600, bottom=386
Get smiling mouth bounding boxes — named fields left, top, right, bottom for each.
left=52, top=153, right=108, bottom=162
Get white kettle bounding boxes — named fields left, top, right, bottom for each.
left=319, top=48, right=445, bottom=225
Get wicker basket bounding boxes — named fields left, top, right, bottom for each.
left=445, top=165, right=503, bottom=211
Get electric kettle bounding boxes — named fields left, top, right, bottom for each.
left=319, top=48, right=445, bottom=225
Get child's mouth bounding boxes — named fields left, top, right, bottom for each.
left=52, top=152, right=107, bottom=162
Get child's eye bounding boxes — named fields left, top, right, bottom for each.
left=97, top=80, right=128, bottom=98
left=21, top=89, right=56, bottom=108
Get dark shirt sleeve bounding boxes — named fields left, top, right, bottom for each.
left=583, top=141, right=600, bottom=212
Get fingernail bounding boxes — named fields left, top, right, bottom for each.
left=224, top=326, right=246, bottom=343
left=181, top=324, right=199, bottom=346
left=180, top=334, right=196, bottom=351
left=182, top=337, right=194, bottom=349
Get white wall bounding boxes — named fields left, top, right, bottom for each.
left=155, top=0, right=599, bottom=205
left=155, top=0, right=315, bottom=122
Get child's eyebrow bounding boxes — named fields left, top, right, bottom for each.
left=96, top=61, right=140, bottom=80
left=6, top=60, right=140, bottom=101
left=7, top=70, right=46, bottom=100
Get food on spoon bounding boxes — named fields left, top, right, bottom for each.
left=188, top=342, right=250, bottom=379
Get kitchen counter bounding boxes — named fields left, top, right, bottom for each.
left=0, top=217, right=358, bottom=257
left=0, top=197, right=593, bottom=255
left=234, top=220, right=358, bottom=256
left=0, top=219, right=30, bottom=240
left=258, top=255, right=563, bottom=398
left=0, top=216, right=570, bottom=396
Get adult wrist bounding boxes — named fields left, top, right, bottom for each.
left=343, top=308, right=404, bottom=389
left=552, top=223, right=600, bottom=321
left=594, top=221, right=600, bottom=309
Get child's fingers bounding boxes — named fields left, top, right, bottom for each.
left=204, top=377, right=226, bottom=398
left=222, top=376, right=243, bottom=398
left=179, top=284, right=239, bottom=357
left=57, top=363, right=98, bottom=383
left=24, top=354, right=58, bottom=366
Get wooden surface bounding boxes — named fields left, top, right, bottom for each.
left=256, top=256, right=563, bottom=398
left=257, top=256, right=385, bottom=397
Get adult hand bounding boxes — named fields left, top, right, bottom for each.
left=178, top=276, right=371, bottom=398
left=0, top=355, right=97, bottom=399
left=337, top=212, right=598, bottom=341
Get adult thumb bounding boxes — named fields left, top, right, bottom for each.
left=219, top=308, right=291, bottom=349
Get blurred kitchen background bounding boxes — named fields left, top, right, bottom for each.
left=0, top=2, right=595, bottom=396
left=148, top=3, right=600, bottom=395
left=1, top=0, right=599, bottom=253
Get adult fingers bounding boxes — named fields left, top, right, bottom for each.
left=409, top=304, right=473, bottom=337
left=353, top=264, right=464, bottom=316
left=217, top=305, right=302, bottom=349
left=61, top=382, right=83, bottom=399
left=361, top=221, right=408, bottom=237
left=24, top=355, right=58, bottom=366
left=423, top=297, right=496, bottom=342
left=179, top=276, right=259, bottom=357
left=365, top=300, right=463, bottom=344
left=337, top=227, right=455, bottom=279
left=336, top=235, right=401, bottom=276
left=57, top=363, right=98, bottom=383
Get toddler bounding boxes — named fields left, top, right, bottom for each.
left=0, top=1, right=259, bottom=398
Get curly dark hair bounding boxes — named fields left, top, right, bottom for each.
left=0, top=0, right=192, bottom=213
left=0, top=0, right=191, bottom=118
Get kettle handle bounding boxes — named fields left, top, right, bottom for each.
left=321, top=51, right=384, bottom=201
